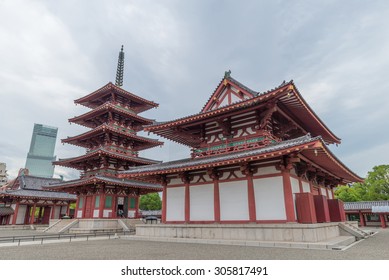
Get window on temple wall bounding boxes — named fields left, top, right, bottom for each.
left=129, top=197, right=136, bottom=209
left=95, top=196, right=100, bottom=208
left=105, top=196, right=112, bottom=208
left=78, top=197, right=83, bottom=209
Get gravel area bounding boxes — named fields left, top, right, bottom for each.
left=0, top=227, right=388, bottom=260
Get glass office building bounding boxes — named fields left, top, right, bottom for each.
left=25, top=124, right=58, bottom=178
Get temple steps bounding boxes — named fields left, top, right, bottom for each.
left=339, top=222, right=371, bottom=240
left=44, top=219, right=78, bottom=233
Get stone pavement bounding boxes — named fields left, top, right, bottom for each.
left=0, top=227, right=388, bottom=259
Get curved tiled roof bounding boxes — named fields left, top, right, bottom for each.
left=46, top=175, right=162, bottom=191
left=120, top=134, right=362, bottom=183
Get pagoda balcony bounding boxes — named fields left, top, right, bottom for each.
left=86, top=145, right=139, bottom=157
left=191, top=135, right=278, bottom=158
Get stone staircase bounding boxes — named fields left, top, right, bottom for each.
left=119, top=219, right=142, bottom=232
left=44, top=219, right=79, bottom=233
left=339, top=222, right=371, bottom=240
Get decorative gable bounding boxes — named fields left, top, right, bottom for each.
left=201, top=76, right=256, bottom=113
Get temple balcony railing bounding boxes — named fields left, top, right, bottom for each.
left=191, top=136, right=278, bottom=158
left=86, top=144, right=139, bottom=157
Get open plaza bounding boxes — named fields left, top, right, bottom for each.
left=0, top=227, right=388, bottom=260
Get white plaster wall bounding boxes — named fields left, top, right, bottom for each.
left=321, top=187, right=327, bottom=197
left=302, top=181, right=310, bottom=193
left=190, top=184, right=214, bottom=221
left=54, top=206, right=61, bottom=219
left=290, top=177, right=300, bottom=220
left=93, top=210, right=99, bottom=218
left=16, top=205, right=27, bottom=224
left=77, top=210, right=83, bottom=218
left=328, top=190, right=333, bottom=199
left=169, top=178, right=182, bottom=185
left=255, top=166, right=278, bottom=176
left=166, top=187, right=185, bottom=221
left=128, top=210, right=135, bottom=218
left=254, top=176, right=286, bottom=220
left=103, top=210, right=112, bottom=218
left=61, top=207, right=67, bottom=215
left=219, top=180, right=249, bottom=221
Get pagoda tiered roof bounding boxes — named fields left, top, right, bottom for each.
left=54, top=146, right=161, bottom=169
left=75, top=82, right=158, bottom=113
left=0, top=175, right=76, bottom=201
left=62, top=123, right=163, bottom=150
left=145, top=77, right=340, bottom=146
left=45, top=175, right=162, bottom=193
left=120, top=134, right=362, bottom=184
left=69, top=101, right=155, bottom=130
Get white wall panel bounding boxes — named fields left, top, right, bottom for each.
left=128, top=210, right=135, bottom=218
left=328, top=190, right=333, bottom=199
left=321, top=187, right=327, bottom=197
left=190, top=184, right=214, bottom=221
left=77, top=210, right=83, bottom=218
left=16, top=205, right=27, bottom=224
left=302, top=181, right=311, bottom=193
left=254, top=176, right=286, bottom=220
left=290, top=177, right=300, bottom=220
left=255, top=166, right=278, bottom=176
left=169, top=178, right=182, bottom=185
left=166, top=187, right=185, bottom=221
left=103, top=210, right=111, bottom=218
left=54, top=206, right=61, bottom=219
left=219, top=180, right=249, bottom=221
left=93, top=210, right=99, bottom=218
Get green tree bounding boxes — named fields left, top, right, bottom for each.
left=139, top=193, right=162, bottom=210
left=335, top=165, right=389, bottom=201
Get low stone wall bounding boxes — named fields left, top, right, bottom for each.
left=76, top=219, right=121, bottom=229
left=135, top=223, right=343, bottom=243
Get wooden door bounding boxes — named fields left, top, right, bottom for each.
left=84, top=196, right=93, bottom=218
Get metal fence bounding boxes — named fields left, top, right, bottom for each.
left=0, top=229, right=134, bottom=246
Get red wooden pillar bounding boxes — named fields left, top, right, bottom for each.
left=246, top=173, right=256, bottom=222
left=51, top=203, right=56, bottom=219
left=111, top=194, right=117, bottom=218
left=98, top=194, right=105, bottom=218
left=11, top=201, right=20, bottom=225
left=30, top=203, right=37, bottom=224
left=162, top=184, right=167, bottom=223
left=380, top=214, right=387, bottom=228
left=282, top=169, right=296, bottom=222
left=359, top=211, right=366, bottom=227
left=134, top=196, right=140, bottom=218
left=213, top=178, right=220, bottom=223
left=82, top=195, right=88, bottom=218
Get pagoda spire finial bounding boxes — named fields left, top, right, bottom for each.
left=115, top=45, right=125, bottom=87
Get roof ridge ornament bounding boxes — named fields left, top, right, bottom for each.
left=115, top=45, right=125, bottom=87
left=224, top=70, right=231, bottom=78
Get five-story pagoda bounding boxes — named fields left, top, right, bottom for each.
left=47, top=46, right=163, bottom=219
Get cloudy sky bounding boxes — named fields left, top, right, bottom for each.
left=1, top=0, right=388, bottom=180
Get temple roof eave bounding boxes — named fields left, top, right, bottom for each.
left=44, top=175, right=162, bottom=192
left=119, top=135, right=362, bottom=184
left=68, top=102, right=155, bottom=127
left=74, top=82, right=158, bottom=112
left=62, top=124, right=163, bottom=148
left=53, top=148, right=162, bottom=168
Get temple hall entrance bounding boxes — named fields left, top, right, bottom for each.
left=117, top=197, right=128, bottom=218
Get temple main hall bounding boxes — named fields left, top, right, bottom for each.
left=120, top=72, right=365, bottom=247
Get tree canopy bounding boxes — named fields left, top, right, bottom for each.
left=335, top=165, right=389, bottom=202
left=139, top=192, right=162, bottom=210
